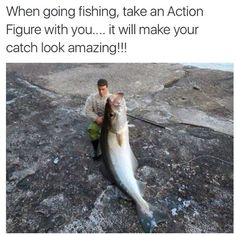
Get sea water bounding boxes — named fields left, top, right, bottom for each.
left=182, top=63, right=233, bottom=72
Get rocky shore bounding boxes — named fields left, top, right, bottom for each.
left=6, top=63, right=233, bottom=232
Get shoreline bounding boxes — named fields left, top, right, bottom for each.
left=182, top=63, right=233, bottom=72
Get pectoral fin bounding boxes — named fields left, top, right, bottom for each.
left=130, top=149, right=138, bottom=172
left=116, top=133, right=123, bottom=146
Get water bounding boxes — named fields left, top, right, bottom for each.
left=182, top=63, right=233, bottom=72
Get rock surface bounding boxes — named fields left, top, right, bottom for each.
left=6, top=63, right=233, bottom=232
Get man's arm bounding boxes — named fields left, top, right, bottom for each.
left=84, top=95, right=98, bottom=121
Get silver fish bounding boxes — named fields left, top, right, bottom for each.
left=100, top=93, right=167, bottom=233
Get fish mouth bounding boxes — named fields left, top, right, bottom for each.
left=109, top=92, right=124, bottom=107
left=105, top=92, right=127, bottom=141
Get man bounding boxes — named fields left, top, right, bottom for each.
left=84, top=79, right=111, bottom=160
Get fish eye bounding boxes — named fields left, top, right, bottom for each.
left=110, top=112, right=115, bottom=117
left=113, top=102, right=121, bottom=107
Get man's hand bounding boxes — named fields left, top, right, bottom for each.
left=95, top=116, right=104, bottom=126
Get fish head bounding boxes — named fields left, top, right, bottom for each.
left=105, top=92, right=127, bottom=133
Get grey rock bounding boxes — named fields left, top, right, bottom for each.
left=6, top=63, right=233, bottom=233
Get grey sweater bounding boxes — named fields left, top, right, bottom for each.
left=84, top=92, right=112, bottom=121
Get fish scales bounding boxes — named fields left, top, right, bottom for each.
left=108, top=127, right=141, bottom=200
left=100, top=93, right=167, bottom=232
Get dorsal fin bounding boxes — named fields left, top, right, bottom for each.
left=137, top=180, right=146, bottom=197
left=130, top=149, right=138, bottom=172
left=99, top=163, right=115, bottom=184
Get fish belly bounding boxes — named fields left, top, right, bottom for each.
left=107, top=130, right=141, bottom=200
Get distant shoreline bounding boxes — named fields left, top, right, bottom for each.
left=182, top=63, right=233, bottom=72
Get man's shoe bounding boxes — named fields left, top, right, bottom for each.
left=92, top=154, right=102, bottom=161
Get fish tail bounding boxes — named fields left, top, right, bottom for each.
left=136, top=202, right=167, bottom=233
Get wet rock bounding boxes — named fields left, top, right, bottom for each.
left=6, top=64, right=233, bottom=233
left=37, top=193, right=71, bottom=217
left=10, top=165, right=37, bottom=184
left=62, top=185, right=140, bottom=233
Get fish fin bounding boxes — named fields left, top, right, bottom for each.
left=114, top=187, right=132, bottom=201
left=137, top=180, right=146, bottom=197
left=116, top=133, right=123, bottom=146
left=130, top=149, right=138, bottom=171
left=99, top=163, right=115, bottom=184
left=136, top=202, right=168, bottom=233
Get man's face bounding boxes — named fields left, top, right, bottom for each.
left=98, top=85, right=109, bottom=97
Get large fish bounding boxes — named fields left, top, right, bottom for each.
left=100, top=93, right=167, bottom=233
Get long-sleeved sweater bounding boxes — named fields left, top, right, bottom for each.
left=84, top=92, right=112, bottom=121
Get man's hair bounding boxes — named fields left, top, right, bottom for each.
left=97, top=79, right=108, bottom=87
